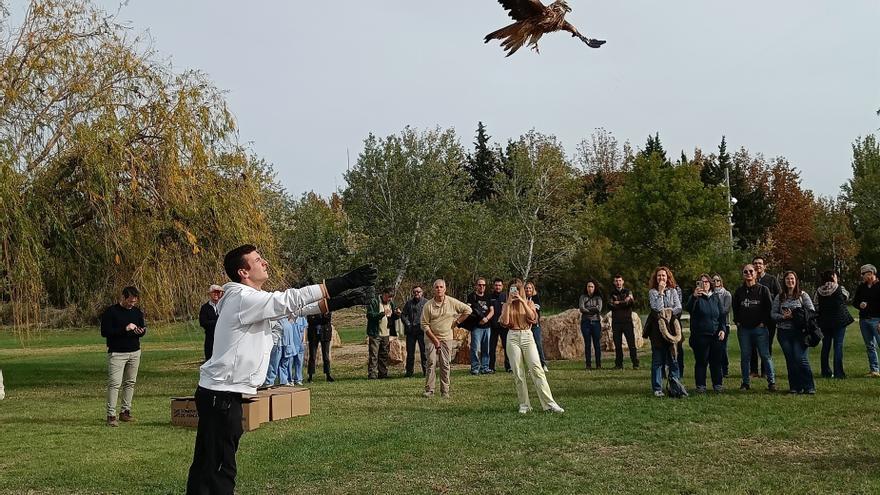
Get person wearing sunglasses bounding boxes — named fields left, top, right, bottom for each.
left=732, top=264, right=777, bottom=392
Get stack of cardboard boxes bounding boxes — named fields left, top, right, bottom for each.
left=171, top=385, right=311, bottom=431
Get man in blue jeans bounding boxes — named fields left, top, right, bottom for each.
left=853, top=264, right=880, bottom=377
left=463, top=278, right=494, bottom=375
left=732, top=264, right=777, bottom=392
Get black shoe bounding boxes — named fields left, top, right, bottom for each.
left=740, top=383, right=750, bottom=390
left=633, top=365, right=640, bottom=370
left=404, top=372, right=414, bottom=377
left=768, top=383, right=777, bottom=392
left=821, top=372, right=833, bottom=378
left=307, top=375, right=313, bottom=383
left=326, top=374, right=335, bottom=382
left=613, top=366, right=623, bottom=370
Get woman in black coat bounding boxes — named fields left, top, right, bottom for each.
left=814, top=270, right=854, bottom=379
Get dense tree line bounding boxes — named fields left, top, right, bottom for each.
left=2, top=0, right=878, bottom=330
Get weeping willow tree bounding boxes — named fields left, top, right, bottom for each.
left=0, top=0, right=284, bottom=332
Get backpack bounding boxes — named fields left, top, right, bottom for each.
left=794, top=306, right=823, bottom=348
left=666, top=374, right=689, bottom=398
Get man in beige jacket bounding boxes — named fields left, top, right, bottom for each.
left=421, top=279, right=472, bottom=398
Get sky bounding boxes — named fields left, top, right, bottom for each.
left=13, top=1, right=880, bottom=197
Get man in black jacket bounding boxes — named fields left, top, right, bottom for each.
left=198, top=284, right=224, bottom=361
left=609, top=275, right=639, bottom=369
left=733, top=264, right=776, bottom=391
left=401, top=286, right=428, bottom=377
left=488, top=278, right=509, bottom=373
left=307, top=312, right=335, bottom=382
left=463, top=278, right=495, bottom=375
left=101, top=286, right=147, bottom=426
left=752, top=256, right=781, bottom=377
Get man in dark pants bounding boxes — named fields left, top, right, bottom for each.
left=307, top=312, right=335, bottom=382
left=401, top=285, right=428, bottom=377
left=186, top=244, right=376, bottom=494
left=488, top=278, right=509, bottom=373
left=610, top=275, right=640, bottom=369
left=752, top=256, right=781, bottom=377
left=198, top=284, right=224, bottom=361
left=366, top=288, right=398, bottom=379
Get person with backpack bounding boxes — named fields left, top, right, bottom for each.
left=772, top=271, right=816, bottom=394
left=814, top=270, right=853, bottom=379
left=686, top=274, right=727, bottom=393
left=644, top=266, right=684, bottom=397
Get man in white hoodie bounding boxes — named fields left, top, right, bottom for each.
left=186, top=244, right=376, bottom=495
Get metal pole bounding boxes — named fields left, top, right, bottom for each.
left=725, top=165, right=733, bottom=247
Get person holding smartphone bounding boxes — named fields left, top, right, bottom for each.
left=100, top=286, right=147, bottom=427
left=500, top=279, right=564, bottom=413
left=686, top=274, right=727, bottom=393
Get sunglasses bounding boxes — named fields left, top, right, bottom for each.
left=743, top=269, right=754, bottom=274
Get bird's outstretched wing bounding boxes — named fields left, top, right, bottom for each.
left=497, top=0, right=546, bottom=21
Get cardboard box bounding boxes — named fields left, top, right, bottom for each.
left=283, top=387, right=311, bottom=418
left=268, top=391, right=292, bottom=421
left=240, top=397, right=266, bottom=432
left=170, top=394, right=268, bottom=432
left=171, top=397, right=199, bottom=428
left=262, top=386, right=311, bottom=419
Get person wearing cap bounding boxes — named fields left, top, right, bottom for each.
left=199, top=285, right=224, bottom=361
left=853, top=263, right=880, bottom=377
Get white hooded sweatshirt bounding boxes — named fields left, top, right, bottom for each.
left=198, top=282, right=324, bottom=394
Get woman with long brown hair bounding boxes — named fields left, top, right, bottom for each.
left=772, top=270, right=816, bottom=394
left=645, top=266, right=684, bottom=397
left=500, top=278, right=564, bottom=413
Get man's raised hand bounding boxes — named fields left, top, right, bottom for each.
left=324, top=265, right=379, bottom=297
left=327, top=286, right=375, bottom=312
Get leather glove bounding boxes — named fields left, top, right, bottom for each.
left=324, top=265, right=378, bottom=297
left=327, top=286, right=374, bottom=312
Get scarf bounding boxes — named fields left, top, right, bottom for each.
left=817, top=282, right=838, bottom=297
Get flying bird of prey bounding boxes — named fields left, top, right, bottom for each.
left=485, top=0, right=606, bottom=57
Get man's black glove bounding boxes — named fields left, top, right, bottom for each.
left=324, top=265, right=378, bottom=297
left=327, top=287, right=374, bottom=312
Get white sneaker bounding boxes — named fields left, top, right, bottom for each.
left=422, top=391, right=434, bottom=398
left=546, top=402, right=565, bottom=414
left=518, top=404, right=532, bottom=414
left=542, top=364, right=549, bottom=372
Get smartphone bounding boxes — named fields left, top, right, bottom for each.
left=509, top=286, right=518, bottom=297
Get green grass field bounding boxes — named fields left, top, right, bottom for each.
left=2, top=320, right=880, bottom=494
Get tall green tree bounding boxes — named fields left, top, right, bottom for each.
left=575, top=128, right=624, bottom=205
left=464, top=122, right=499, bottom=202
left=598, top=153, right=728, bottom=285
left=843, top=134, right=880, bottom=262
left=700, top=136, right=730, bottom=187
left=342, top=127, right=470, bottom=291
left=276, top=192, right=351, bottom=286
left=729, top=148, right=774, bottom=250
left=639, top=132, right=670, bottom=166
left=491, top=130, right=582, bottom=281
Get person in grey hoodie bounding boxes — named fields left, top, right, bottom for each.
left=814, top=270, right=853, bottom=379
left=578, top=280, right=604, bottom=369
left=187, top=244, right=376, bottom=495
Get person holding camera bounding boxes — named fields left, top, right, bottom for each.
left=101, top=286, right=147, bottom=427
left=501, top=278, right=564, bottom=413
left=686, top=274, right=727, bottom=393
left=772, top=271, right=816, bottom=394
